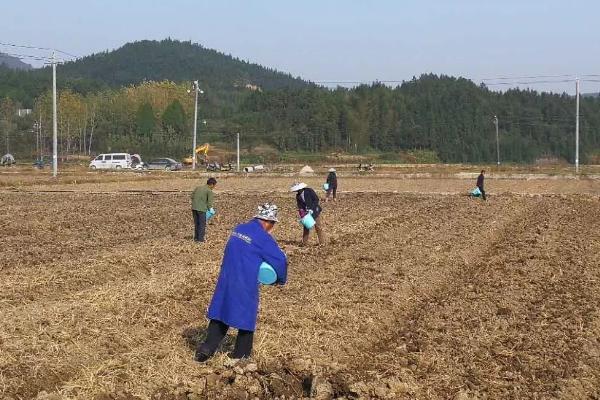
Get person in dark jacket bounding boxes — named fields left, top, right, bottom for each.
left=476, top=170, right=486, bottom=200
left=195, top=203, right=287, bottom=362
left=325, top=168, right=338, bottom=202
left=191, top=177, right=217, bottom=242
left=290, top=182, right=326, bottom=246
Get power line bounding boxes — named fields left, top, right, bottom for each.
left=0, top=51, right=70, bottom=64
left=1, top=52, right=53, bottom=62
left=481, top=74, right=575, bottom=81
left=314, top=80, right=404, bottom=85
left=0, top=41, right=78, bottom=59
left=315, top=75, right=600, bottom=87
left=0, top=41, right=54, bottom=51
left=484, top=79, right=574, bottom=86
left=54, top=50, right=79, bottom=59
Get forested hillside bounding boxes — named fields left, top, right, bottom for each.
left=237, top=76, right=600, bottom=162
left=0, top=39, right=310, bottom=106
left=56, top=39, right=309, bottom=90
left=1, top=40, right=599, bottom=164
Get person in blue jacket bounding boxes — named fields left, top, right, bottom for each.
left=195, top=203, right=288, bottom=362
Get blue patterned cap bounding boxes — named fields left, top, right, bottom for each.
left=255, top=202, right=279, bottom=222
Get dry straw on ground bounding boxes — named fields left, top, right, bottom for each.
left=1, top=171, right=600, bottom=399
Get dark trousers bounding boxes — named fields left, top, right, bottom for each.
left=478, top=186, right=487, bottom=201
left=326, top=187, right=337, bottom=200
left=192, top=210, right=206, bottom=242
left=196, top=319, right=254, bottom=359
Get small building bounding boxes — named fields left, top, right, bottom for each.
left=17, top=109, right=32, bottom=117
left=245, top=84, right=262, bottom=92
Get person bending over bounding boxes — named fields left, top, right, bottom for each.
left=195, top=203, right=287, bottom=361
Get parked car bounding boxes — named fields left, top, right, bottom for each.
left=131, top=154, right=144, bottom=170
left=145, top=158, right=183, bottom=171
left=89, top=153, right=132, bottom=169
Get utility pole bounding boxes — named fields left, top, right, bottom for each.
left=494, top=115, right=500, bottom=165
left=493, top=115, right=500, bottom=166
left=34, top=121, right=39, bottom=161
left=192, top=80, right=198, bottom=170
left=39, top=110, right=42, bottom=158
left=39, top=118, right=43, bottom=160
left=236, top=132, right=240, bottom=172
left=38, top=108, right=42, bottom=160
left=190, top=80, right=202, bottom=170
left=52, top=51, right=58, bottom=177
left=575, top=78, right=580, bottom=173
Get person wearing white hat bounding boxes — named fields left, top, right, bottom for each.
left=325, top=168, right=338, bottom=202
left=290, top=182, right=326, bottom=246
left=195, top=202, right=287, bottom=362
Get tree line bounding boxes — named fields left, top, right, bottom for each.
left=236, top=75, right=600, bottom=163
left=2, top=55, right=599, bottom=163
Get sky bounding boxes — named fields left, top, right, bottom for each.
left=2, top=0, right=599, bottom=94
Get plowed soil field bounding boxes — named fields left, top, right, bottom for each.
left=1, top=173, right=600, bottom=399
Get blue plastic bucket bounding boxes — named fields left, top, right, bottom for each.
left=323, top=183, right=330, bottom=191
left=471, top=187, right=481, bottom=197
left=206, top=208, right=216, bottom=220
left=300, top=213, right=316, bottom=229
left=258, top=262, right=277, bottom=285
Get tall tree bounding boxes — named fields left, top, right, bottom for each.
left=161, top=99, right=186, bottom=138
left=136, top=102, right=156, bottom=139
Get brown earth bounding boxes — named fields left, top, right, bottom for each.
left=2, top=164, right=600, bottom=196
left=2, top=163, right=600, bottom=189
left=1, top=171, right=600, bottom=399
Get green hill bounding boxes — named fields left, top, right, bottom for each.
left=0, top=39, right=311, bottom=106
left=55, top=39, right=310, bottom=90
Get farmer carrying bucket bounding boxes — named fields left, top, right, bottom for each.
left=476, top=170, right=487, bottom=200
left=195, top=203, right=288, bottom=362
left=290, top=182, right=326, bottom=246
left=325, top=168, right=338, bottom=202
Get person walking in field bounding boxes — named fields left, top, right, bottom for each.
left=476, top=170, right=486, bottom=201
left=191, top=177, right=217, bottom=242
left=325, top=168, right=338, bottom=202
left=195, top=203, right=287, bottom=362
left=290, top=182, right=326, bottom=246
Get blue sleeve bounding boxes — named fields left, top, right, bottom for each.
left=260, top=235, right=288, bottom=285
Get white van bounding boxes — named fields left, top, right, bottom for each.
left=89, top=153, right=132, bottom=170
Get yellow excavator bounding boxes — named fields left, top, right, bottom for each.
left=183, top=143, right=210, bottom=165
